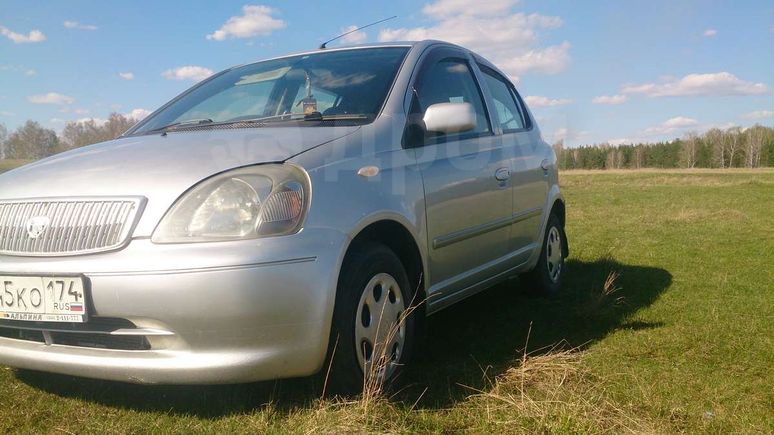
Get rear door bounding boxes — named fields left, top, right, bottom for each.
left=407, top=47, right=515, bottom=299
left=478, top=65, right=548, bottom=251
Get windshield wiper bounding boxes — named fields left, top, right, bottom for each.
left=147, top=118, right=214, bottom=134
left=235, top=113, right=308, bottom=124
left=145, top=113, right=370, bottom=135
left=228, top=113, right=370, bottom=124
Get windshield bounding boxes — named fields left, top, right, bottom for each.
left=130, top=47, right=410, bottom=134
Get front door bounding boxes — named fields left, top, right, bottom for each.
left=408, top=47, right=514, bottom=300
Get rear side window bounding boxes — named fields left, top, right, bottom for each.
left=412, top=58, right=491, bottom=143
left=479, top=66, right=528, bottom=132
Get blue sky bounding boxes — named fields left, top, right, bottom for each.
left=1, top=0, right=772, bottom=146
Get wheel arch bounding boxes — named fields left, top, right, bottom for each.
left=548, top=197, right=568, bottom=257
left=342, top=219, right=427, bottom=316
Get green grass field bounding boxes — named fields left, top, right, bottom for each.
left=1, top=168, right=772, bottom=433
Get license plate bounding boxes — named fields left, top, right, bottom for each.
left=0, top=276, right=87, bottom=323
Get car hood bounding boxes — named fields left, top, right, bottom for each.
left=0, top=126, right=359, bottom=236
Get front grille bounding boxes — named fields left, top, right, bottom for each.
left=0, top=317, right=150, bottom=350
left=0, top=197, right=145, bottom=256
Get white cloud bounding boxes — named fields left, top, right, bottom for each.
left=0, top=111, right=15, bottom=117
left=662, top=116, right=698, bottom=128
left=497, top=42, right=571, bottom=76
left=378, top=0, right=570, bottom=78
left=551, top=128, right=569, bottom=142
left=127, top=108, right=151, bottom=120
left=337, top=25, right=367, bottom=45
left=741, top=110, right=774, bottom=120
left=607, top=138, right=633, bottom=146
left=592, top=94, right=628, bottom=105
left=206, top=5, right=286, bottom=41
left=0, top=25, right=46, bottom=43
left=162, top=66, right=214, bottom=81
left=73, top=108, right=90, bottom=115
left=118, top=72, right=134, bottom=80
left=622, top=72, right=769, bottom=97
left=550, top=127, right=588, bottom=143
left=702, top=29, right=717, bottom=37
left=28, top=92, right=75, bottom=105
left=63, top=21, right=98, bottom=31
left=76, top=117, right=108, bottom=125
left=423, top=0, right=520, bottom=17
left=643, top=116, right=699, bottom=135
left=0, top=64, right=37, bottom=76
left=524, top=95, right=572, bottom=107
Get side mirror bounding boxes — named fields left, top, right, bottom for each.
left=423, top=102, right=476, bottom=134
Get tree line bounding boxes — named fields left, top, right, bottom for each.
left=0, top=113, right=138, bottom=160
left=554, top=125, right=774, bottom=170
left=1, top=116, right=772, bottom=170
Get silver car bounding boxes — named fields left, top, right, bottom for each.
left=0, top=40, right=567, bottom=390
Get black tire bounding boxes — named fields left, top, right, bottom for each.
left=523, top=213, right=566, bottom=296
left=324, top=242, right=417, bottom=395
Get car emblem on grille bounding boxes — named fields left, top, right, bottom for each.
left=26, top=216, right=51, bottom=239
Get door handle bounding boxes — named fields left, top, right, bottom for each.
left=495, top=167, right=511, bottom=181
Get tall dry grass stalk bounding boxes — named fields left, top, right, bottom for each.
left=360, top=282, right=425, bottom=407
left=311, top=269, right=653, bottom=433
left=579, top=268, right=625, bottom=317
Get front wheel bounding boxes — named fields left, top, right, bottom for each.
left=523, top=213, right=566, bottom=296
left=325, top=243, right=416, bottom=395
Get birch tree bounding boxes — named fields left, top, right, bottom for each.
left=680, top=132, right=699, bottom=168
left=745, top=125, right=764, bottom=168
left=726, top=127, right=742, bottom=167
left=705, top=128, right=725, bottom=168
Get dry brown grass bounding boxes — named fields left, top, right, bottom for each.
left=360, top=284, right=426, bottom=404
left=666, top=207, right=750, bottom=224
left=456, top=340, right=656, bottom=434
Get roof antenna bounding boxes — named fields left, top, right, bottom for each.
left=319, top=16, right=397, bottom=49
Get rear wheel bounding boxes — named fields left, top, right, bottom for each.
left=326, top=243, right=416, bottom=395
left=524, top=213, right=566, bottom=296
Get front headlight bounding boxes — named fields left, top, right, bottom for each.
left=152, top=164, right=311, bottom=243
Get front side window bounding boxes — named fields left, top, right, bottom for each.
left=410, top=58, right=490, bottom=144
left=129, top=47, right=409, bottom=134
left=480, top=66, right=527, bottom=132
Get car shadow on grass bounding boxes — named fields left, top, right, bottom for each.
left=15, top=258, right=671, bottom=416
left=398, top=257, right=672, bottom=407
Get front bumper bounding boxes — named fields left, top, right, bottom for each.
left=0, top=229, right=346, bottom=384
